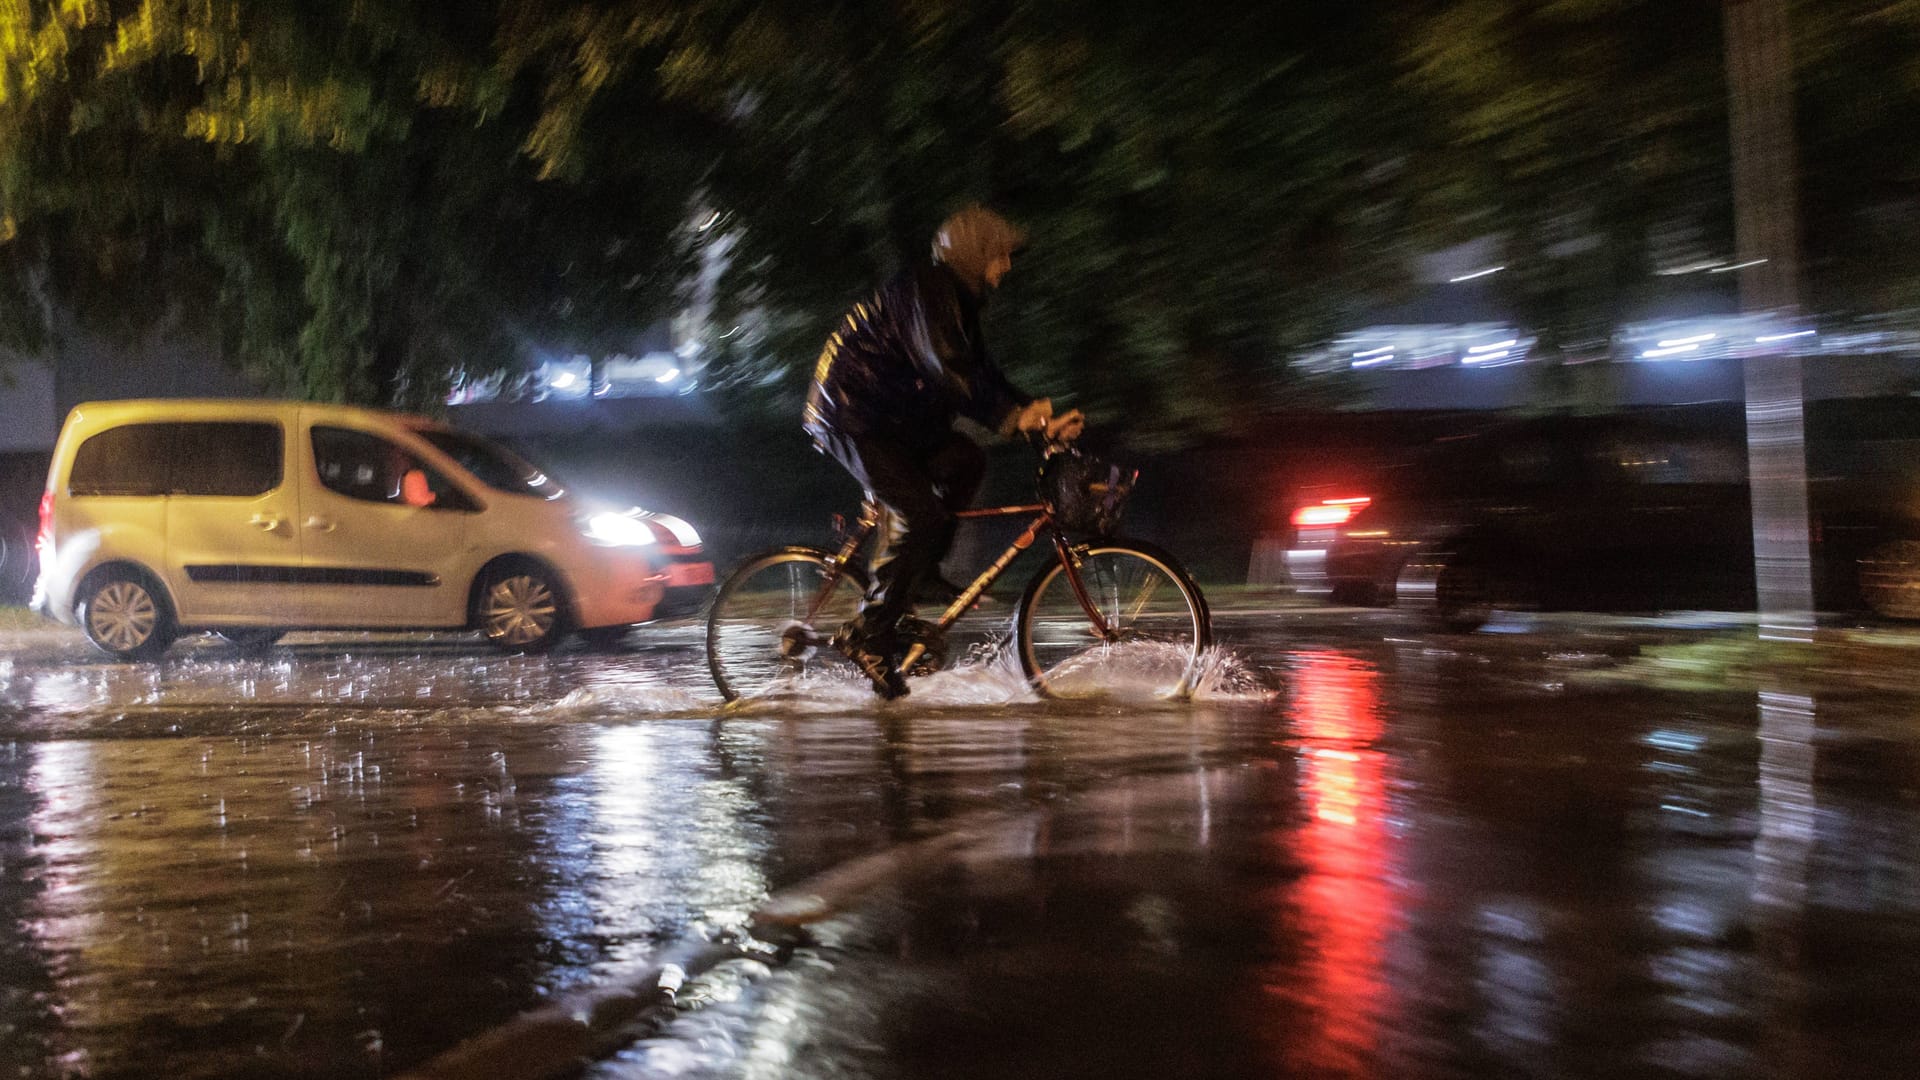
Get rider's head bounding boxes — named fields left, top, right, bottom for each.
left=933, top=205, right=1026, bottom=294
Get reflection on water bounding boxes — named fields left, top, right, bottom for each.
left=5, top=629, right=1920, bottom=1078
left=6, top=720, right=790, bottom=1077
left=584, top=724, right=770, bottom=967
left=1266, top=649, right=1396, bottom=1076
left=1754, top=690, right=1816, bottom=922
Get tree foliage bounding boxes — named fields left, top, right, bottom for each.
left=1, top=0, right=1917, bottom=437
left=0, top=0, right=702, bottom=408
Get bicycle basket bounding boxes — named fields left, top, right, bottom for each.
left=1040, top=450, right=1137, bottom=536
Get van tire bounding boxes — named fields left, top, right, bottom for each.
left=217, top=629, right=286, bottom=656
left=475, top=560, right=571, bottom=654
left=77, top=568, right=178, bottom=661
left=577, top=625, right=633, bottom=651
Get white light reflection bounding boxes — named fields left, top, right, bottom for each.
left=22, top=742, right=106, bottom=1023
left=587, top=726, right=768, bottom=967
left=1449, top=266, right=1506, bottom=283
left=1753, top=691, right=1815, bottom=919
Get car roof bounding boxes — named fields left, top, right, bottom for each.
left=66, top=398, right=439, bottom=430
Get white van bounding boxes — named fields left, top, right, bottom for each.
left=31, top=399, right=713, bottom=659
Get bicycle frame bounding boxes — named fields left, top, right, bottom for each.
left=814, top=499, right=1119, bottom=676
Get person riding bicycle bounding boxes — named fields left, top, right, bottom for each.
left=804, top=204, right=1083, bottom=698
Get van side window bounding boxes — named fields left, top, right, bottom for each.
left=69, top=424, right=173, bottom=496
left=68, top=422, right=282, bottom=497
left=169, top=423, right=283, bottom=496
left=312, top=426, right=467, bottom=509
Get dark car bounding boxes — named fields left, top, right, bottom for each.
left=1284, top=401, right=1920, bottom=630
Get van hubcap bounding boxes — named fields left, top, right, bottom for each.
left=483, top=574, right=558, bottom=645
left=90, top=581, right=157, bottom=650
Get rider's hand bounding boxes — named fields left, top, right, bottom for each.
left=1011, top=398, right=1054, bottom=435
left=1045, top=409, right=1085, bottom=443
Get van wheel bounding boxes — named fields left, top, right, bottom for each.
left=477, top=563, right=570, bottom=654
left=78, top=570, right=178, bottom=661
left=217, top=630, right=285, bottom=656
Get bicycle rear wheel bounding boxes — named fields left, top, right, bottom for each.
left=707, top=547, right=867, bottom=701
left=1013, top=539, right=1211, bottom=700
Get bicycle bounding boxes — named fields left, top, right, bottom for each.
left=704, top=442, right=1212, bottom=702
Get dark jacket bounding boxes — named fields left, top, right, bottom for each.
left=804, top=262, right=1030, bottom=453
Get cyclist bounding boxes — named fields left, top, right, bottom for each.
left=804, top=204, right=1083, bottom=698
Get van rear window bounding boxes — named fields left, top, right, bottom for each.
left=69, top=422, right=282, bottom=497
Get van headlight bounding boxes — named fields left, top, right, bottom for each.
left=644, top=512, right=702, bottom=548
left=582, top=510, right=658, bottom=547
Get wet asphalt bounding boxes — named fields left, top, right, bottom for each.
left=1, top=604, right=1917, bottom=1079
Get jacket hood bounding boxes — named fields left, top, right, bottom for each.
left=932, top=206, right=1027, bottom=294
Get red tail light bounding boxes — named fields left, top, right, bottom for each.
left=1292, top=496, right=1371, bottom=528
left=35, top=490, right=54, bottom=555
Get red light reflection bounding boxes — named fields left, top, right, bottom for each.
left=1261, top=650, right=1397, bottom=1074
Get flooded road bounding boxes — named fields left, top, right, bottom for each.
left=3, top=609, right=1918, bottom=1078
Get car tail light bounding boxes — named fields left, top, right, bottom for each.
left=1291, top=496, right=1371, bottom=528
left=35, top=490, right=54, bottom=556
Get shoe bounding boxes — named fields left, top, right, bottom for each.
left=894, top=616, right=949, bottom=677
left=831, top=628, right=911, bottom=700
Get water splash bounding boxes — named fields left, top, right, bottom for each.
left=1189, top=646, right=1280, bottom=703
left=723, top=637, right=1275, bottom=714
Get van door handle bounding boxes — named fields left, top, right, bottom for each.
left=304, top=516, right=336, bottom=533
left=249, top=514, right=286, bottom=532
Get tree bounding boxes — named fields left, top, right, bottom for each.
left=0, top=0, right=707, bottom=408
left=507, top=0, right=1438, bottom=446
left=7, top=0, right=1911, bottom=432
left=1398, top=0, right=1736, bottom=352
left=1398, top=0, right=1920, bottom=349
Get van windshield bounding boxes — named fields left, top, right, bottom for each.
left=415, top=428, right=566, bottom=500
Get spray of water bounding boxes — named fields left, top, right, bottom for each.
left=712, top=636, right=1275, bottom=717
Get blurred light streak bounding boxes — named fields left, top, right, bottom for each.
left=1448, top=266, right=1505, bottom=283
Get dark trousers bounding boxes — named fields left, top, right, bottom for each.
left=821, top=428, right=986, bottom=646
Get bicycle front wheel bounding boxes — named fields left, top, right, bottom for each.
left=706, top=546, right=867, bottom=701
left=1014, top=539, right=1211, bottom=700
